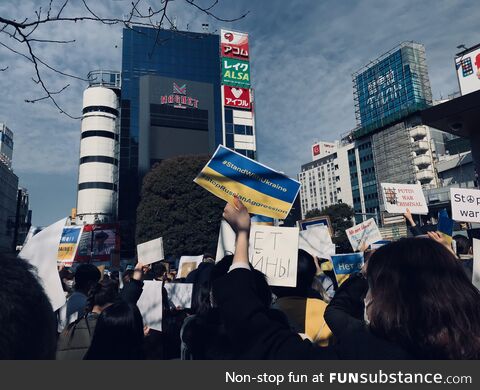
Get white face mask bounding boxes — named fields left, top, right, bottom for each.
left=363, top=298, right=371, bottom=325
left=65, top=280, right=74, bottom=291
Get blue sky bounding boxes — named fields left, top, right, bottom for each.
left=0, top=0, right=478, bottom=226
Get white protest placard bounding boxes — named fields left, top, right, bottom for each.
left=19, top=218, right=67, bottom=312
left=177, top=255, right=204, bottom=278
left=473, top=239, right=480, bottom=290
left=164, top=283, right=193, bottom=309
left=215, top=220, right=237, bottom=262
left=137, top=237, right=164, bottom=265
left=346, top=218, right=383, bottom=251
left=381, top=183, right=428, bottom=214
left=137, top=281, right=163, bottom=331
left=298, top=225, right=335, bottom=260
left=249, top=226, right=299, bottom=287
left=451, top=188, right=480, bottom=223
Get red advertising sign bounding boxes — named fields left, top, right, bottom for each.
left=223, top=85, right=251, bottom=109
left=312, top=144, right=320, bottom=156
left=221, top=29, right=249, bottom=60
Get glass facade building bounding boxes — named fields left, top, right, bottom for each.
left=353, top=42, right=432, bottom=139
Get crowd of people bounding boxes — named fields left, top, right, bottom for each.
left=1, top=199, right=479, bottom=360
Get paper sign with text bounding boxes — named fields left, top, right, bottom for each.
left=473, top=239, right=480, bottom=290
left=346, top=218, right=383, bottom=251
left=381, top=183, right=428, bottom=214
left=176, top=255, right=204, bottom=279
left=298, top=225, right=335, bottom=260
left=331, top=253, right=364, bottom=276
left=451, top=188, right=480, bottom=223
left=194, top=145, right=301, bottom=219
left=164, top=283, right=193, bottom=309
left=137, top=237, right=164, bottom=266
left=57, top=226, right=83, bottom=266
left=249, top=226, right=299, bottom=287
left=137, top=281, right=163, bottom=332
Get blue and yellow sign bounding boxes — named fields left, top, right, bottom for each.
left=194, top=146, right=300, bottom=219
left=57, top=226, right=82, bottom=264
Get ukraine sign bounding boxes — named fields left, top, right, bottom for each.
left=194, top=146, right=300, bottom=219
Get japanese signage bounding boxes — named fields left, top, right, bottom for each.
left=222, top=58, right=250, bottom=88
left=223, top=85, right=251, bottom=109
left=160, top=82, right=199, bottom=109
left=57, top=226, right=83, bottom=266
left=312, top=142, right=336, bottom=160
left=455, top=46, right=480, bottom=96
left=221, top=29, right=249, bottom=60
left=380, top=183, right=428, bottom=215
left=451, top=188, right=480, bottom=223
left=194, top=145, right=301, bottom=219
left=249, top=226, right=299, bottom=287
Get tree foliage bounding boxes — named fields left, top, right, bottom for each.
left=136, top=155, right=225, bottom=259
left=305, top=203, right=354, bottom=253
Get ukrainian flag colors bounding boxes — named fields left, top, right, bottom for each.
left=194, top=146, right=300, bottom=219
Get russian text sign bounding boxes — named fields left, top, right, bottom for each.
left=194, top=145, right=300, bottom=219
left=331, top=253, right=364, bottom=276
left=249, top=226, right=299, bottom=287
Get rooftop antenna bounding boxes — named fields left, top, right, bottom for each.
left=202, top=23, right=209, bottom=32
left=457, top=44, right=467, bottom=51
left=171, top=16, right=178, bottom=30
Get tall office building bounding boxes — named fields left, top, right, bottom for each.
left=76, top=70, right=121, bottom=225
left=119, top=26, right=256, bottom=255
left=0, top=123, right=19, bottom=252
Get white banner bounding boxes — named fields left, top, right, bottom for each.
left=137, top=237, right=164, bottom=265
left=298, top=225, right=335, bottom=260
left=451, top=188, right=480, bottom=223
left=19, top=218, right=67, bottom=311
left=249, top=226, right=299, bottom=287
left=164, top=283, right=193, bottom=309
left=346, top=218, right=383, bottom=251
left=381, top=183, right=428, bottom=214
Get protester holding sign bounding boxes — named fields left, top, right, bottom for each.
left=214, top=197, right=480, bottom=359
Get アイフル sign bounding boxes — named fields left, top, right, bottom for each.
left=223, top=85, right=251, bottom=109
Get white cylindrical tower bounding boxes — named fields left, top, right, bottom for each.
left=76, top=71, right=120, bottom=224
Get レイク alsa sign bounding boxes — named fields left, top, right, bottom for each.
left=160, top=82, right=199, bottom=109
left=222, top=58, right=250, bottom=87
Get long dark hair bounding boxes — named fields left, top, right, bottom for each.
left=367, top=237, right=480, bottom=359
left=84, top=302, right=144, bottom=360
left=85, top=278, right=119, bottom=313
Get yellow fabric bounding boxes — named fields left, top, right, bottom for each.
left=305, top=298, right=333, bottom=346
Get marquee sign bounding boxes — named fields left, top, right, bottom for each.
left=221, top=29, right=249, bottom=60
left=160, top=82, right=199, bottom=109
left=222, top=58, right=250, bottom=87
left=223, top=85, right=251, bottom=109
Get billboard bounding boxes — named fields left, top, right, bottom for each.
left=223, top=85, right=251, bottom=109
left=353, top=43, right=431, bottom=137
left=75, top=223, right=120, bottom=265
left=312, top=142, right=336, bottom=160
left=221, top=29, right=249, bottom=60
left=222, top=58, right=250, bottom=88
left=455, top=45, right=480, bottom=95
left=57, top=226, right=83, bottom=266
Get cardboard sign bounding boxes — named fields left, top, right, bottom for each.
left=19, top=218, right=67, bottom=312
left=298, top=225, right=335, bottom=260
left=194, top=145, right=300, bottom=219
left=164, top=283, right=193, bottom=309
left=137, top=237, right=164, bottom=266
left=451, top=188, right=480, bottom=223
left=57, top=226, right=83, bottom=265
left=137, top=281, right=163, bottom=332
left=297, top=216, right=332, bottom=235
left=249, top=226, right=299, bottom=287
left=177, top=255, right=204, bottom=279
left=473, top=239, right=480, bottom=290
left=346, top=218, right=383, bottom=252
left=331, top=253, right=364, bottom=276
left=381, top=183, right=428, bottom=214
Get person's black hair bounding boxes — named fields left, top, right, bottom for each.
left=122, top=269, right=134, bottom=285
left=367, top=237, right=480, bottom=359
left=84, top=302, right=144, bottom=360
left=272, top=249, right=316, bottom=298
left=74, top=264, right=101, bottom=293
left=85, top=278, right=119, bottom=313
left=453, top=235, right=471, bottom=256
left=0, top=254, right=56, bottom=359
left=152, top=262, right=167, bottom=280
